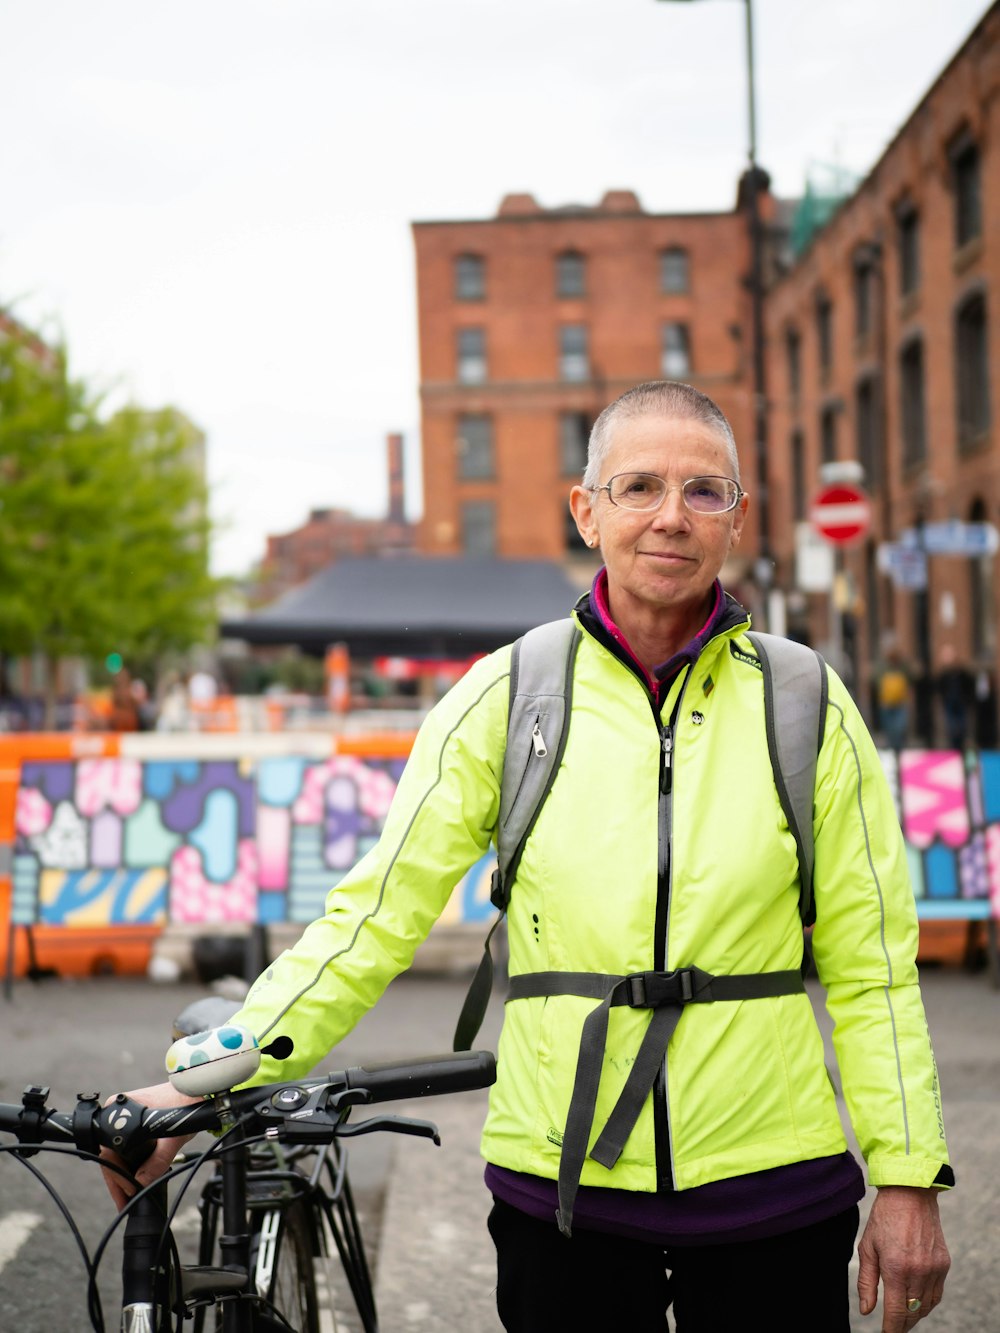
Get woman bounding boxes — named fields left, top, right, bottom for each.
left=116, top=382, right=950, bottom=1333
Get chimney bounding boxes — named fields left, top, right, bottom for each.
left=386, top=432, right=405, bottom=524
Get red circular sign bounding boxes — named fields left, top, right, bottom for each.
left=810, top=484, right=872, bottom=545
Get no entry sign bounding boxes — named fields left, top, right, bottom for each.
left=810, top=484, right=872, bottom=545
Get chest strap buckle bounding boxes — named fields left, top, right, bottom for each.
left=624, top=968, right=695, bottom=1008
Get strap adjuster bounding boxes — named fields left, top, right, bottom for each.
left=624, top=968, right=694, bottom=1008
left=489, top=867, right=507, bottom=911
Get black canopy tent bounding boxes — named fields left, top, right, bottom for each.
left=221, top=556, right=588, bottom=658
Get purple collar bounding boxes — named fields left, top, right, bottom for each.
left=589, top=568, right=726, bottom=699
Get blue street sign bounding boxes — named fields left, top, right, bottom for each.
left=899, top=521, right=1000, bottom=556
left=877, top=543, right=928, bottom=590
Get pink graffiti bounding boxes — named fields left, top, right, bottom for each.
left=75, top=760, right=143, bottom=818
left=987, top=826, right=1000, bottom=917
left=293, top=761, right=340, bottom=824
left=16, top=787, right=52, bottom=838
left=292, top=757, right=394, bottom=823
left=898, top=751, right=970, bottom=849
left=170, top=839, right=258, bottom=924
left=257, top=805, right=290, bottom=890
left=355, top=765, right=396, bottom=820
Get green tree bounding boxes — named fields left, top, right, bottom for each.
left=0, top=317, right=223, bottom=724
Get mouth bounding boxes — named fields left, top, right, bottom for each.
left=641, top=550, right=693, bottom=565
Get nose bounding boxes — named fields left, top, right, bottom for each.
left=650, top=486, right=691, bottom=531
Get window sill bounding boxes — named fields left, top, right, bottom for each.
left=953, top=236, right=983, bottom=275
left=957, top=429, right=992, bottom=458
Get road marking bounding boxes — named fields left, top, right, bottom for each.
left=0, top=1211, right=43, bottom=1276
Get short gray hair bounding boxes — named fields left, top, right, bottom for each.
left=582, top=381, right=740, bottom=489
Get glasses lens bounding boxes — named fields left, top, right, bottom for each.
left=607, top=473, right=666, bottom=510
left=683, top=477, right=739, bottom=513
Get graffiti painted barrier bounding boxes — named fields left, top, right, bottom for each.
left=1, top=735, right=998, bottom=979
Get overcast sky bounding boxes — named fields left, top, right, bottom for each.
left=2, top=0, right=991, bottom=575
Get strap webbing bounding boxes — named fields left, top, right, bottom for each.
left=507, top=967, right=805, bottom=1236
left=453, top=910, right=506, bottom=1051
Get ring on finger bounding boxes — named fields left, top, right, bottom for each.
left=906, top=1297, right=922, bottom=1314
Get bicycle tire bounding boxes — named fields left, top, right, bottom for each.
left=250, top=1198, right=322, bottom=1333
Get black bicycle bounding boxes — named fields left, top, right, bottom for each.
left=0, top=1016, right=496, bottom=1333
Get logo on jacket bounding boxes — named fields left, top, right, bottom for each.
left=730, top=643, right=763, bottom=672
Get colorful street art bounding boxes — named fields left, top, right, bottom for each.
left=11, top=744, right=1000, bottom=930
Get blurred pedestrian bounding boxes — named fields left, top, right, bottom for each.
left=934, top=646, right=974, bottom=752
left=155, top=672, right=190, bottom=733
left=877, top=647, right=911, bottom=751
left=974, top=667, right=998, bottom=749
left=107, top=669, right=140, bottom=732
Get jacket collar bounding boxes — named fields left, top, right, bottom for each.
left=575, top=570, right=749, bottom=705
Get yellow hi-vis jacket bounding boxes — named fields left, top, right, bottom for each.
left=233, top=611, right=951, bottom=1196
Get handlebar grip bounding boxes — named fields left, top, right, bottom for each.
left=342, top=1050, right=496, bottom=1103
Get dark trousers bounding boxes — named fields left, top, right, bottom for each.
left=488, top=1197, right=860, bottom=1332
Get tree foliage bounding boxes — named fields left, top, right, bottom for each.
left=0, top=317, right=223, bottom=683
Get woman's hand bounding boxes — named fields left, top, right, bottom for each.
left=857, top=1185, right=950, bottom=1331
left=100, top=1082, right=201, bottom=1211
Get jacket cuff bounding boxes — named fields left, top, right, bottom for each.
left=867, top=1155, right=955, bottom=1190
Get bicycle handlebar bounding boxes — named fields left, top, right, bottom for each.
left=0, top=1049, right=497, bottom=1160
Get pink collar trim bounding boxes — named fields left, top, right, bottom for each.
left=590, top=569, right=723, bottom=692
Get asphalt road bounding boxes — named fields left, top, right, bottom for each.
left=0, top=964, right=996, bottom=1332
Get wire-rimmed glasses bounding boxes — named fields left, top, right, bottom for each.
left=590, top=473, right=745, bottom=515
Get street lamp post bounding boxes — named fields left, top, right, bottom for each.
left=656, top=0, right=772, bottom=615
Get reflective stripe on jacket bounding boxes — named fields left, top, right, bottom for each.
left=233, top=612, right=950, bottom=1194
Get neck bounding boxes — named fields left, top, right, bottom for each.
left=604, top=583, right=718, bottom=675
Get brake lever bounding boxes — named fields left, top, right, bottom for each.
left=336, top=1114, right=441, bottom=1145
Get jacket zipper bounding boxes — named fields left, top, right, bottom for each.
left=502, top=714, right=547, bottom=829
left=654, top=681, right=687, bottom=1190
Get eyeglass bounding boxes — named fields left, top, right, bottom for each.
left=591, top=472, right=745, bottom=515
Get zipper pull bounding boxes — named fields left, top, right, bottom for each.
left=531, top=721, right=548, bottom=757
left=660, top=729, right=673, bottom=793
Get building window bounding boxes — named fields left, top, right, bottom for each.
left=853, top=252, right=873, bottom=339
left=456, top=327, right=486, bottom=384
left=461, top=500, right=496, bottom=555
left=820, top=404, right=838, bottom=464
left=661, top=322, right=691, bottom=378
left=556, top=251, right=586, bottom=298
left=660, top=247, right=689, bottom=294
left=790, top=430, right=806, bottom=523
left=815, top=292, right=833, bottom=379
left=855, top=376, right=879, bottom=490
left=560, top=412, right=590, bottom=476
left=456, top=414, right=494, bottom=479
left=786, top=327, right=801, bottom=405
left=559, top=324, right=589, bottom=381
left=899, top=338, right=926, bottom=467
left=454, top=254, right=485, bottom=301
left=955, top=291, right=990, bottom=447
left=896, top=202, right=919, bottom=297
left=950, top=131, right=982, bottom=249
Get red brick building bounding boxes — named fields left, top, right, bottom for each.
left=254, top=433, right=414, bottom=604
left=765, top=2, right=999, bottom=724
left=412, top=187, right=775, bottom=577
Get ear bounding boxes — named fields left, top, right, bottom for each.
left=569, top=485, right=599, bottom=549
left=729, top=492, right=749, bottom=548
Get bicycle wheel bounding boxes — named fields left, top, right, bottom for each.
left=251, top=1199, right=321, bottom=1333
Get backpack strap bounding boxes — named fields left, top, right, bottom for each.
left=507, top=965, right=805, bottom=1236
left=453, top=618, right=581, bottom=1052
left=746, top=631, right=828, bottom=927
